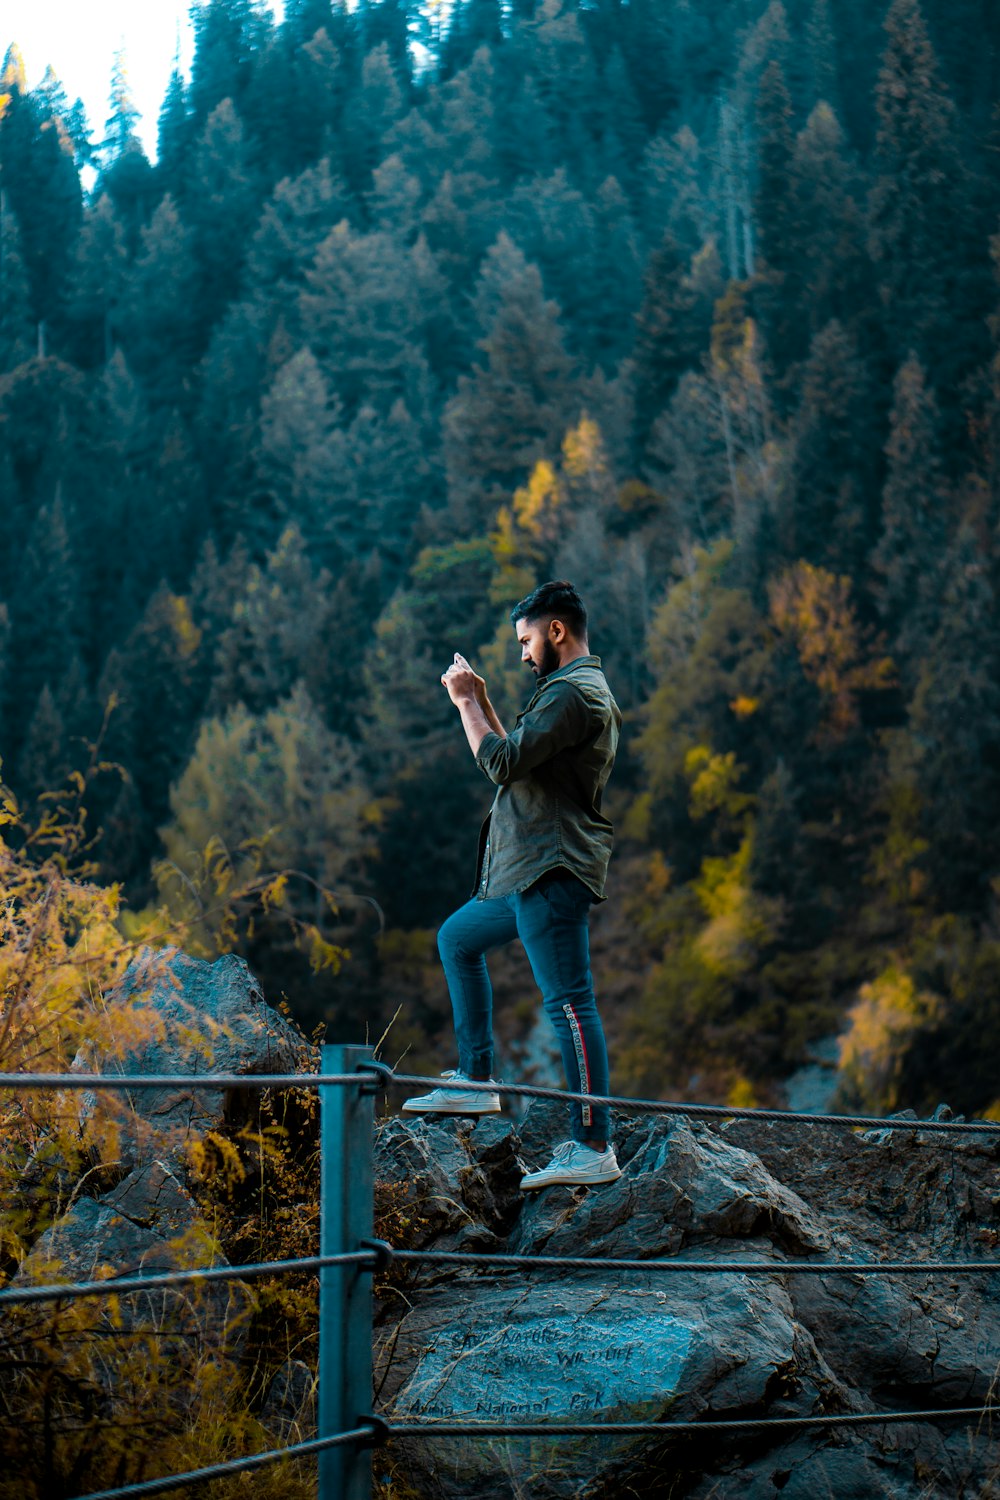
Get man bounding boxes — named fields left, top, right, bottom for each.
left=402, top=580, right=623, bottom=1190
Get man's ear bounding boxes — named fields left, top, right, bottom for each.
left=548, top=617, right=567, bottom=644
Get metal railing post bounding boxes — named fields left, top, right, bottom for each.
left=319, top=1043, right=375, bottom=1499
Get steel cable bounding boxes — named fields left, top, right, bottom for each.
left=3, top=1066, right=997, bottom=1137
left=386, top=1406, right=999, bottom=1438
left=66, top=1423, right=381, bottom=1500
left=397, top=1248, right=1000, bottom=1276
left=0, top=1249, right=377, bottom=1308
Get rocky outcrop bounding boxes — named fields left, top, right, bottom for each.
left=6, top=950, right=1000, bottom=1498
left=373, top=1107, right=1000, bottom=1499
left=5, top=950, right=307, bottom=1410
left=71, top=947, right=305, bottom=1170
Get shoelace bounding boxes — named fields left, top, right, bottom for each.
left=547, top=1141, right=579, bottom=1165
left=437, top=1071, right=498, bottom=1088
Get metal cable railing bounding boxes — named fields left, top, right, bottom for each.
left=6, top=1063, right=999, bottom=1135
left=65, top=1424, right=385, bottom=1500
left=4, top=1052, right=1000, bottom=1500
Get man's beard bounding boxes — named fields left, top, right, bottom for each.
left=531, top=639, right=561, bottom=677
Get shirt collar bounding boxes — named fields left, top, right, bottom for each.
left=536, top=654, right=601, bottom=687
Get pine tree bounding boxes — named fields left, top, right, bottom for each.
left=0, top=61, right=82, bottom=329
left=631, top=232, right=720, bottom=451
left=369, top=153, right=422, bottom=244
left=206, top=526, right=356, bottom=723
left=750, top=57, right=802, bottom=380
left=299, top=221, right=432, bottom=416
left=0, top=198, right=33, bottom=372
left=492, top=70, right=556, bottom=185
left=16, top=684, right=69, bottom=804
left=805, top=0, right=839, bottom=114
left=320, top=397, right=433, bottom=583
left=96, top=584, right=205, bottom=873
left=65, top=196, right=128, bottom=366
left=908, top=525, right=1000, bottom=911
left=753, top=58, right=795, bottom=281
left=641, top=127, right=711, bottom=254
left=184, top=99, right=261, bottom=327
left=583, top=176, right=643, bottom=372
left=441, top=0, right=503, bottom=80
left=598, top=46, right=647, bottom=185
left=871, top=353, right=947, bottom=665
left=868, top=0, right=982, bottom=391
left=189, top=0, right=273, bottom=127
left=157, top=68, right=192, bottom=200
left=787, top=101, right=867, bottom=341
left=258, top=346, right=344, bottom=535
left=442, top=231, right=577, bottom=531
left=102, top=50, right=142, bottom=160
left=784, top=319, right=876, bottom=573
left=340, top=43, right=405, bottom=194
left=120, top=196, right=200, bottom=406
left=245, top=156, right=355, bottom=312
left=505, top=168, right=595, bottom=336
left=7, top=493, right=82, bottom=730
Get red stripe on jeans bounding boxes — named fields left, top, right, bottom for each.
left=563, top=1002, right=592, bottom=1127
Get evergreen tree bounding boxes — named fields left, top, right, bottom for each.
left=184, top=99, right=261, bottom=327
left=0, top=198, right=33, bottom=372
left=868, top=0, right=983, bottom=393
left=102, top=50, right=142, bottom=159
left=299, top=220, right=433, bottom=416
left=751, top=56, right=805, bottom=383
left=258, top=346, right=344, bottom=537
left=441, top=0, right=503, bottom=80
left=120, top=196, right=200, bottom=407
left=871, top=353, right=947, bottom=666
left=787, top=100, right=867, bottom=341
left=641, top=127, right=711, bottom=255
left=442, top=231, right=577, bottom=531
left=805, top=0, right=839, bottom=114
left=65, top=196, right=128, bottom=366
left=189, top=0, right=273, bottom=126
left=339, top=43, right=405, bottom=194
left=908, top=525, right=1000, bottom=911
left=16, top=684, right=69, bottom=804
left=0, top=62, right=82, bottom=328
left=505, top=169, right=595, bottom=336
left=631, top=232, right=720, bottom=451
left=7, top=493, right=82, bottom=731
left=584, top=176, right=643, bottom=371
left=157, top=67, right=192, bottom=199
left=783, top=319, right=876, bottom=574
left=208, top=527, right=332, bottom=715
left=96, top=584, right=205, bottom=880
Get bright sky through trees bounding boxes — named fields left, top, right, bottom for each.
left=3, top=0, right=284, bottom=158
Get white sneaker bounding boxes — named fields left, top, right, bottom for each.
left=519, top=1140, right=622, bottom=1191
left=401, top=1070, right=502, bottom=1116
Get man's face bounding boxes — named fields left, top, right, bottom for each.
left=515, top=616, right=560, bottom=678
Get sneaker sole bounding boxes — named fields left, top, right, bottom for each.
left=520, top=1168, right=622, bottom=1190
left=401, top=1101, right=502, bottom=1115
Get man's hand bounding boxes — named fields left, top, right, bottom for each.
left=441, top=652, right=486, bottom=707
left=441, top=653, right=507, bottom=755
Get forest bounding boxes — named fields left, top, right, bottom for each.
left=3, top=0, right=1000, bottom=1118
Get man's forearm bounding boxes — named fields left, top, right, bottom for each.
left=455, top=696, right=505, bottom=757
left=481, top=695, right=506, bottom=739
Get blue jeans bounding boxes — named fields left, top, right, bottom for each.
left=437, top=871, right=611, bottom=1143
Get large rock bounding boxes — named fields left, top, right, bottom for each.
left=371, top=1100, right=1000, bottom=1500
left=73, top=948, right=307, bottom=1168
left=378, top=1273, right=833, bottom=1500
left=4, top=953, right=301, bottom=1432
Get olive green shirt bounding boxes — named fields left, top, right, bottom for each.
left=472, top=655, right=621, bottom=901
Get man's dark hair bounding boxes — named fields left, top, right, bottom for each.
left=511, top=580, right=588, bottom=637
